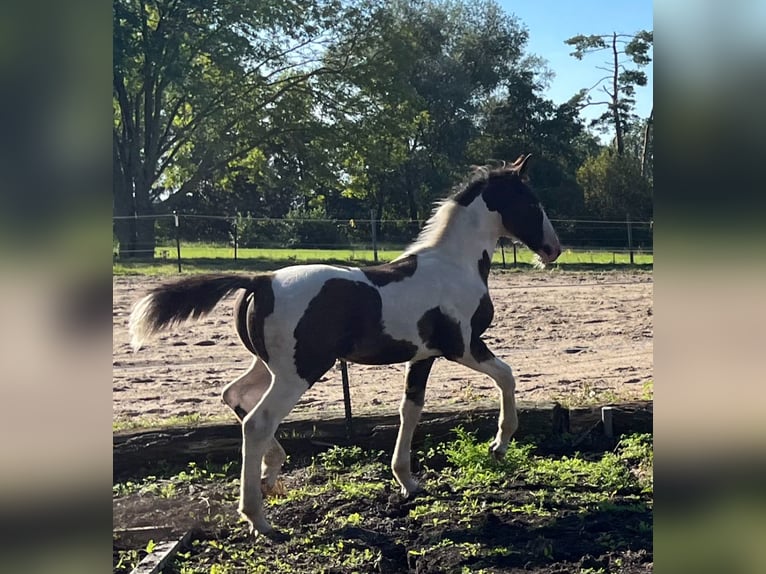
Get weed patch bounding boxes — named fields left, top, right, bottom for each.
left=115, top=430, right=653, bottom=573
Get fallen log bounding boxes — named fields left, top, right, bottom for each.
left=113, top=401, right=652, bottom=479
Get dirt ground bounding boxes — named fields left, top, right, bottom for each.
left=113, top=441, right=653, bottom=574
left=113, top=269, right=652, bottom=425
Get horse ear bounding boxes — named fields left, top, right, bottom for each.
left=516, top=153, right=532, bottom=176
left=510, top=154, right=526, bottom=169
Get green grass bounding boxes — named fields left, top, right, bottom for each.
left=114, top=244, right=652, bottom=275
left=113, top=460, right=238, bottom=498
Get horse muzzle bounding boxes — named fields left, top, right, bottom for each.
left=538, top=242, right=562, bottom=264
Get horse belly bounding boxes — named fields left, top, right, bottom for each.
left=343, top=333, right=419, bottom=365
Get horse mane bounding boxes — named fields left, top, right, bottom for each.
left=402, top=198, right=458, bottom=254
left=402, top=159, right=526, bottom=254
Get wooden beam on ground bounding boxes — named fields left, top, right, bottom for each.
left=129, top=529, right=193, bottom=574
left=114, top=526, right=173, bottom=549
left=113, top=401, right=652, bottom=480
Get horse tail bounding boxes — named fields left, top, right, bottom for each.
left=129, top=274, right=270, bottom=351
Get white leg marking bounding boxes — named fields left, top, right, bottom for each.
left=392, top=397, right=424, bottom=497
left=458, top=355, right=517, bottom=458
left=261, top=437, right=287, bottom=496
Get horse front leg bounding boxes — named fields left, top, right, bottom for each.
left=392, top=357, right=435, bottom=497
left=457, top=343, right=518, bottom=459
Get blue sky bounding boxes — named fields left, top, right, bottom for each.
left=498, top=0, right=653, bottom=124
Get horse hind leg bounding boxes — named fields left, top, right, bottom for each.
left=238, top=374, right=308, bottom=537
left=221, top=357, right=272, bottom=421
left=222, top=358, right=288, bottom=497
left=261, top=438, right=287, bottom=497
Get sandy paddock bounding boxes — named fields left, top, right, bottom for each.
left=113, top=270, right=652, bottom=425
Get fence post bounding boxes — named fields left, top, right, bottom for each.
left=513, top=242, right=518, bottom=267
left=601, top=406, right=615, bottom=439
left=370, top=209, right=378, bottom=263
left=339, top=360, right=353, bottom=438
left=626, top=214, right=634, bottom=265
left=173, top=211, right=182, bottom=273
left=500, top=240, right=506, bottom=268
left=232, top=218, right=238, bottom=262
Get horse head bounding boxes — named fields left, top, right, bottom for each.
left=479, top=154, right=562, bottom=264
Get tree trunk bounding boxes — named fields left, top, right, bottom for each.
left=641, top=107, right=653, bottom=178
left=113, top=161, right=156, bottom=259
left=113, top=186, right=138, bottom=260
left=132, top=177, right=157, bottom=259
left=113, top=140, right=138, bottom=259
left=611, top=32, right=624, bottom=155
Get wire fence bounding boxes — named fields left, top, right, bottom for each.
left=113, top=212, right=653, bottom=264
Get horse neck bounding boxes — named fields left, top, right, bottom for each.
left=404, top=199, right=501, bottom=266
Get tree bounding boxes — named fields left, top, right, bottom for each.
left=113, top=0, right=380, bottom=257
left=565, top=30, right=652, bottom=155
left=328, top=0, right=532, bottom=223
left=641, top=106, right=653, bottom=179
left=576, top=148, right=652, bottom=221
left=468, top=70, right=601, bottom=218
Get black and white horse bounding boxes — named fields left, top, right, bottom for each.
left=129, top=154, right=561, bottom=536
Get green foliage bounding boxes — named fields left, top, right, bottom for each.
left=432, top=427, right=652, bottom=497
left=113, top=0, right=383, bottom=256
left=565, top=30, right=652, bottom=158
left=438, top=426, right=533, bottom=488
left=150, top=430, right=652, bottom=573
left=113, top=0, right=653, bottom=257
left=526, top=452, right=632, bottom=492
left=114, top=549, right=141, bottom=573
left=577, top=149, right=652, bottom=220
left=615, top=433, right=653, bottom=492
left=316, top=445, right=367, bottom=472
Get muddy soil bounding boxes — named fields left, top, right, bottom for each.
left=113, top=444, right=653, bottom=574
left=113, top=270, right=653, bottom=424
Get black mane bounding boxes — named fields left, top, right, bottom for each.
left=452, top=164, right=524, bottom=207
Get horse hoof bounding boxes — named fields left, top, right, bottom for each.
left=260, top=527, right=290, bottom=543
left=261, top=477, right=286, bottom=498
left=489, top=445, right=506, bottom=461
left=400, top=484, right=424, bottom=500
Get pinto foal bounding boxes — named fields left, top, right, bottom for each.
left=129, top=155, right=561, bottom=537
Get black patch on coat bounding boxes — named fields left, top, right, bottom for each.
left=362, top=254, right=418, bottom=287
left=478, top=250, right=491, bottom=286
left=293, top=279, right=418, bottom=385
left=233, top=405, right=249, bottom=421
left=233, top=275, right=276, bottom=362
left=404, top=357, right=436, bottom=407
left=453, top=178, right=487, bottom=206
left=234, top=291, right=256, bottom=355
left=470, top=293, right=495, bottom=363
left=417, top=307, right=464, bottom=360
